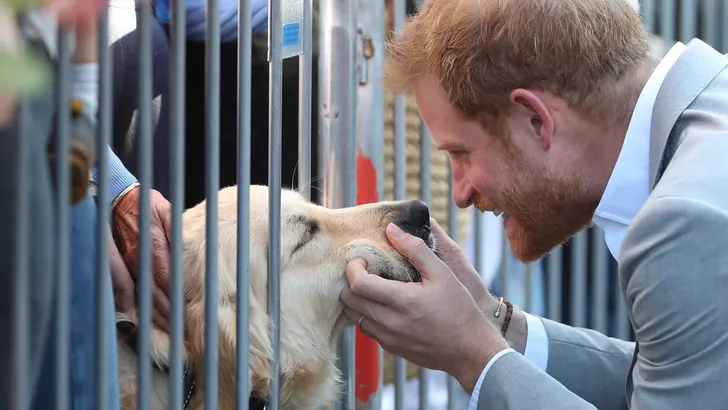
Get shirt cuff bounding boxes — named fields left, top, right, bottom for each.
left=523, top=311, right=549, bottom=372
left=91, top=146, right=139, bottom=206
left=467, top=348, right=517, bottom=410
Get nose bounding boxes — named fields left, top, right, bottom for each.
left=403, top=199, right=430, bottom=229
left=392, top=200, right=432, bottom=244
left=452, top=175, right=475, bottom=208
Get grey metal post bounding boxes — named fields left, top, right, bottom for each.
left=168, top=0, right=187, bottom=406
left=298, top=0, right=313, bottom=200
left=546, top=247, right=563, bottom=322
left=236, top=0, right=253, bottom=408
left=679, top=0, right=697, bottom=44
left=446, top=166, right=461, bottom=410
left=569, top=230, right=588, bottom=328
left=392, top=0, right=407, bottom=406
left=95, top=10, right=113, bottom=410
left=319, top=0, right=359, bottom=408
left=137, top=2, right=154, bottom=409
left=54, top=27, right=73, bottom=410
left=418, top=122, right=432, bottom=410
left=590, top=227, right=609, bottom=335
left=660, top=0, right=676, bottom=55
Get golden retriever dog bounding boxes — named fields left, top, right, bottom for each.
left=116, top=184, right=438, bottom=410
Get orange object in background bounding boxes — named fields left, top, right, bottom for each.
left=354, top=148, right=380, bottom=406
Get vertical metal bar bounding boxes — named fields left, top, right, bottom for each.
left=524, top=262, right=533, bottom=313
left=723, top=1, right=728, bottom=53
left=54, top=27, right=73, bottom=410
left=205, top=0, right=222, bottom=404
left=11, top=92, right=31, bottom=410
left=392, top=0, right=407, bottom=405
left=169, top=0, right=187, bottom=406
left=236, top=0, right=252, bottom=408
left=319, top=0, right=358, bottom=407
left=136, top=1, right=154, bottom=409
left=660, top=0, right=676, bottom=55
left=569, top=231, right=588, bottom=328
left=702, top=0, right=718, bottom=47
left=546, top=247, right=562, bottom=322
left=642, top=0, right=656, bottom=34
left=615, top=269, right=631, bottom=341
left=590, top=227, right=608, bottom=335
left=95, top=9, right=112, bottom=410
left=297, top=0, right=313, bottom=200
left=446, top=166, right=460, bottom=410
left=679, top=0, right=697, bottom=44
left=418, top=123, right=431, bottom=410
left=499, top=227, right=509, bottom=299
left=268, top=0, right=284, bottom=407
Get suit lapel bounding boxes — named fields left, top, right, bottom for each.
left=648, top=39, right=728, bottom=188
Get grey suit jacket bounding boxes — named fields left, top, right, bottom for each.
left=477, top=39, right=728, bottom=409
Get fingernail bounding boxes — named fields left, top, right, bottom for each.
left=388, top=223, right=405, bottom=238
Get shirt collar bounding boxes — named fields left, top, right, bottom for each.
left=592, top=42, right=687, bottom=258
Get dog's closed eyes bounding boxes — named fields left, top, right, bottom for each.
left=116, top=185, right=438, bottom=410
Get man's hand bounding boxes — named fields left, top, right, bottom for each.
left=113, top=186, right=172, bottom=331
left=109, top=225, right=135, bottom=311
left=339, top=223, right=510, bottom=394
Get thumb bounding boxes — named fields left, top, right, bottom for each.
left=386, top=223, right=451, bottom=282
left=429, top=217, right=460, bottom=253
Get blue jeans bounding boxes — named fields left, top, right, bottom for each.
left=31, top=194, right=120, bottom=410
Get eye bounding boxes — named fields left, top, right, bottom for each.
left=292, top=217, right=319, bottom=254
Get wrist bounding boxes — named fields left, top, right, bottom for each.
left=449, top=315, right=509, bottom=395
left=112, top=182, right=140, bottom=211
left=482, top=295, right=528, bottom=355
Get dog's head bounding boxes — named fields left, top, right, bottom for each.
left=118, top=185, right=439, bottom=409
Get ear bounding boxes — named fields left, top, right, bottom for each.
left=115, top=309, right=192, bottom=371
left=509, top=88, right=554, bottom=151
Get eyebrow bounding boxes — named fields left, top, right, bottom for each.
left=291, top=216, right=319, bottom=254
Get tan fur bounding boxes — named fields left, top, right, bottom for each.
left=116, top=184, right=436, bottom=410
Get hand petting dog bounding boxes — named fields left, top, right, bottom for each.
left=340, top=219, right=510, bottom=393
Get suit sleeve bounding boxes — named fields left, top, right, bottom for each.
left=618, top=195, right=728, bottom=409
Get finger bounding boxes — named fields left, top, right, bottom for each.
left=340, top=284, right=390, bottom=323
left=386, top=223, right=451, bottom=282
left=343, top=307, right=388, bottom=341
left=430, top=217, right=458, bottom=252
left=109, top=239, right=136, bottom=311
left=152, top=285, right=171, bottom=323
left=152, top=235, right=171, bottom=297
left=344, top=258, right=409, bottom=306
left=152, top=304, right=170, bottom=333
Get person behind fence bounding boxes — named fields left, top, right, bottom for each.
left=340, top=0, right=728, bottom=409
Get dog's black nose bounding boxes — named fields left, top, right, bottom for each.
left=393, top=200, right=432, bottom=245
left=403, top=199, right=430, bottom=229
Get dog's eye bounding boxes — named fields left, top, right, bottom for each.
left=292, top=219, right=319, bottom=254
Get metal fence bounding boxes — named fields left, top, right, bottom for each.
left=4, top=0, right=728, bottom=410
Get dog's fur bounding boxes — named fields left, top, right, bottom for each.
left=116, top=185, right=437, bottom=410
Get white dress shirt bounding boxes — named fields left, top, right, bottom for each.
left=467, top=41, right=688, bottom=409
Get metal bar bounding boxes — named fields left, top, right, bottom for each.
left=136, top=1, right=154, bottom=409
left=268, top=0, right=284, bottom=407
left=641, top=0, right=655, bottom=34
left=392, top=0, right=407, bottom=405
left=297, top=0, right=313, bottom=199
left=169, top=0, right=187, bottom=406
left=418, top=122, right=432, bottom=410
left=446, top=165, right=460, bottom=410
left=660, top=0, right=676, bottom=55
left=702, top=0, right=718, bottom=47
left=205, top=0, right=222, bottom=404
left=723, top=1, right=728, bottom=53
left=319, top=0, right=358, bottom=407
left=236, top=0, right=252, bottom=408
left=499, top=227, right=509, bottom=299
left=569, top=231, right=588, bottom=328
left=95, top=10, right=113, bottom=410
left=524, top=262, right=533, bottom=313
left=679, top=0, right=697, bottom=44
left=11, top=89, right=31, bottom=410
left=54, top=27, right=73, bottom=410
left=590, top=227, right=608, bottom=335
left=614, top=267, right=631, bottom=341
left=546, top=247, right=563, bottom=322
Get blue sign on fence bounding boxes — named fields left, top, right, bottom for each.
left=283, top=22, right=300, bottom=47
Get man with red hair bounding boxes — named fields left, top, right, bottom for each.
left=341, top=0, right=728, bottom=409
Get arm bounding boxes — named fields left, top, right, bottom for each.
left=185, top=0, right=268, bottom=43
left=71, top=23, right=139, bottom=206
left=467, top=293, right=634, bottom=410
left=618, top=195, right=728, bottom=409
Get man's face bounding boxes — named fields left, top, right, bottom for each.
left=413, top=75, right=599, bottom=262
